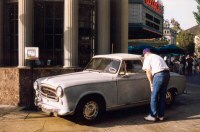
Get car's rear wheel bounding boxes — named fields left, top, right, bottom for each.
left=75, top=96, right=105, bottom=123
left=166, top=90, right=176, bottom=105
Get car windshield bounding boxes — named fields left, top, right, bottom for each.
left=84, top=58, right=121, bottom=74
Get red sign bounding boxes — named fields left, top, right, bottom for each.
left=145, top=0, right=163, bottom=15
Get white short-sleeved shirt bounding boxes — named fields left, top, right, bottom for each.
left=142, top=54, right=169, bottom=76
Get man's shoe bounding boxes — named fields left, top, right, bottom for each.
left=158, top=117, right=164, bottom=121
left=144, top=115, right=156, bottom=122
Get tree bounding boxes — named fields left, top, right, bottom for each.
left=163, top=18, right=195, bottom=54
left=164, top=18, right=182, bottom=33
left=176, top=31, right=195, bottom=54
left=195, top=36, right=200, bottom=51
left=194, top=34, right=200, bottom=57
left=193, top=0, right=200, bottom=57
left=170, top=18, right=182, bottom=33
left=193, top=0, right=200, bottom=25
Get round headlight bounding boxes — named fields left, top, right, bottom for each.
left=33, top=81, right=39, bottom=90
left=56, top=87, right=63, bottom=97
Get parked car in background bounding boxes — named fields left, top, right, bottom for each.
left=34, top=53, right=186, bottom=123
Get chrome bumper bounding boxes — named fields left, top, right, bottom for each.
left=35, top=97, right=73, bottom=116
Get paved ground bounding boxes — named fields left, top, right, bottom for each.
left=186, top=73, right=200, bottom=85
left=0, top=74, right=200, bottom=132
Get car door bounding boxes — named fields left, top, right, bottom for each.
left=117, top=60, right=151, bottom=105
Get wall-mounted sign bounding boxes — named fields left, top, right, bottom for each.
left=25, top=47, right=39, bottom=60
left=145, top=0, right=163, bottom=15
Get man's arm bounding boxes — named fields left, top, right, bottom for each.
left=146, top=70, right=153, bottom=92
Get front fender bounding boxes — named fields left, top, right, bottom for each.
left=63, top=81, right=117, bottom=112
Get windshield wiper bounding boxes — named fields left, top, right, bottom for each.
left=84, top=69, right=104, bottom=73
left=84, top=69, right=94, bottom=71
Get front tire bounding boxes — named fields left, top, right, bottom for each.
left=75, top=97, right=105, bottom=123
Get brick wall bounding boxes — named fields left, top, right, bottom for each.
left=0, top=67, right=82, bottom=106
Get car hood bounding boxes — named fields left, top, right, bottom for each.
left=40, top=71, right=116, bottom=88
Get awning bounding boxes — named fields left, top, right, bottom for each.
left=158, top=44, right=185, bottom=55
left=128, top=44, right=158, bottom=55
left=128, top=44, right=185, bottom=55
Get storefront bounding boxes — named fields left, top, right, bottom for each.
left=1, top=0, right=93, bottom=67
left=0, top=0, right=163, bottom=68
left=129, top=0, right=163, bottom=39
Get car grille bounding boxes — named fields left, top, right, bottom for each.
left=40, top=86, right=58, bottom=101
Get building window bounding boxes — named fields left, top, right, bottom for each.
left=4, top=2, right=18, bottom=66
left=154, top=24, right=159, bottom=30
left=154, top=17, right=160, bottom=24
left=145, top=20, right=160, bottom=30
left=145, top=13, right=160, bottom=31
left=146, top=13, right=153, bottom=21
left=146, top=20, right=153, bottom=27
left=78, top=0, right=96, bottom=67
left=34, top=1, right=64, bottom=67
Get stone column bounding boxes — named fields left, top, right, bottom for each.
left=0, top=0, right=3, bottom=65
left=111, top=0, right=128, bottom=53
left=97, top=0, right=110, bottom=54
left=18, top=0, right=33, bottom=67
left=63, top=0, right=78, bottom=67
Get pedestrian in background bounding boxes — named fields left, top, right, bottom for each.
left=192, top=56, right=198, bottom=74
left=186, top=55, right=193, bottom=75
left=179, top=55, right=186, bottom=75
left=164, top=56, right=174, bottom=72
left=180, top=55, right=186, bottom=75
left=142, top=48, right=170, bottom=122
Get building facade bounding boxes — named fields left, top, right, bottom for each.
left=129, top=0, right=163, bottom=39
left=163, top=20, right=176, bottom=44
left=0, top=0, right=163, bottom=68
left=1, top=0, right=113, bottom=68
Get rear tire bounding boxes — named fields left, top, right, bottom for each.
left=166, top=91, right=176, bottom=106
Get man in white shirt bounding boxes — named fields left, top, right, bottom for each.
left=142, top=48, right=170, bottom=122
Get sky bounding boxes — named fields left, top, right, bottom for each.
left=162, top=0, right=198, bottom=30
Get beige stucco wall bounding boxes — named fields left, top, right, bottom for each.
left=0, top=69, right=20, bottom=105
left=0, top=68, right=82, bottom=106
left=0, top=0, right=3, bottom=65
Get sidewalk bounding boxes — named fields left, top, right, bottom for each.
left=0, top=106, right=27, bottom=124
left=0, top=105, right=19, bottom=117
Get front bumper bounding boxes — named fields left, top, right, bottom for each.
left=35, top=97, right=73, bottom=116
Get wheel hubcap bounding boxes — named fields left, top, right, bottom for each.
left=166, top=92, right=172, bottom=104
left=83, top=101, right=99, bottom=120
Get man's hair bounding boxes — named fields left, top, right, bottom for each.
left=143, top=48, right=151, bottom=55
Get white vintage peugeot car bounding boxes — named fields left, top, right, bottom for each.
left=34, top=53, right=186, bottom=122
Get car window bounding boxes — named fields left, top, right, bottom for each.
left=132, top=60, right=144, bottom=73
left=84, top=58, right=120, bottom=74
left=119, top=60, right=144, bottom=74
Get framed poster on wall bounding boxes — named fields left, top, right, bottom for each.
left=25, top=47, right=39, bottom=60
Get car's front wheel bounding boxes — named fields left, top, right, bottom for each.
left=75, top=96, right=105, bottom=123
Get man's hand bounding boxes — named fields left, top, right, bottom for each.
left=146, top=70, right=153, bottom=92
left=150, top=83, right=153, bottom=92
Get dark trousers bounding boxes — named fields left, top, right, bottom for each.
left=151, top=71, right=170, bottom=117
